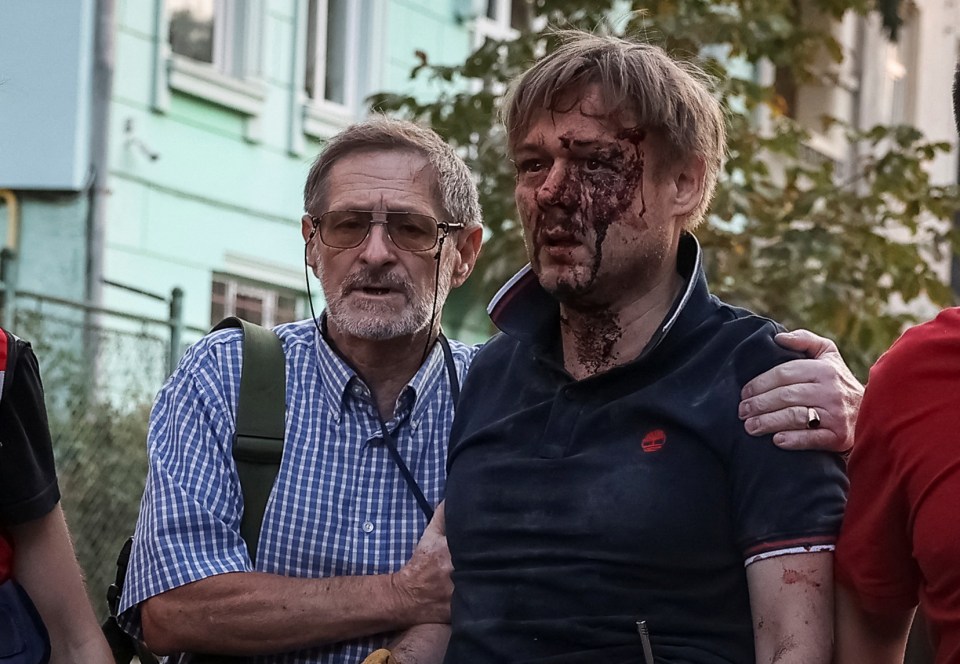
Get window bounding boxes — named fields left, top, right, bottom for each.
left=167, top=0, right=214, bottom=64
left=166, top=0, right=258, bottom=79
left=300, top=0, right=382, bottom=139
left=304, top=0, right=356, bottom=106
left=883, top=9, right=918, bottom=126
left=211, top=276, right=302, bottom=328
left=156, top=0, right=266, bottom=132
left=473, top=0, right=524, bottom=45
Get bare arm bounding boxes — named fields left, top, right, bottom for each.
left=834, top=584, right=913, bottom=664
left=739, top=330, right=863, bottom=452
left=141, top=501, right=453, bottom=656
left=747, top=552, right=833, bottom=664
left=10, top=504, right=113, bottom=664
left=388, top=623, right=450, bottom=664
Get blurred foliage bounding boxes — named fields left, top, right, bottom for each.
left=370, top=0, right=959, bottom=379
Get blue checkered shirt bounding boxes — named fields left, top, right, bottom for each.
left=118, top=318, right=478, bottom=663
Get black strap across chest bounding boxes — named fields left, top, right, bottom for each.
left=376, top=334, right=459, bottom=523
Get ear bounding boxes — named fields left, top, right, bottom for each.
left=301, top=214, right=318, bottom=243
left=301, top=214, right=319, bottom=268
left=671, top=155, right=706, bottom=220
left=450, top=225, right=483, bottom=289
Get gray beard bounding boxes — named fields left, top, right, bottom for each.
left=318, top=264, right=452, bottom=341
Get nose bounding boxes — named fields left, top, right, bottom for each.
left=357, top=223, right=396, bottom=266
left=535, top=163, right=577, bottom=210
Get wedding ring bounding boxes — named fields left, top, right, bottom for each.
left=806, top=407, right=821, bottom=430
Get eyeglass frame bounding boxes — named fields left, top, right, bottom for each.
left=307, top=210, right=465, bottom=252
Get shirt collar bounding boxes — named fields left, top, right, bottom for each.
left=487, top=233, right=710, bottom=361
left=313, top=313, right=453, bottom=424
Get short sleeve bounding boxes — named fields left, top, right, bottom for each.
left=724, top=324, right=849, bottom=565
left=118, top=332, right=251, bottom=635
left=0, top=339, right=60, bottom=525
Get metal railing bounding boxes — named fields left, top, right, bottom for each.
left=1, top=249, right=206, bottom=617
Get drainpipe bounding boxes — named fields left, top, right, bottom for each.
left=87, top=0, right=115, bottom=307
left=0, top=189, right=20, bottom=329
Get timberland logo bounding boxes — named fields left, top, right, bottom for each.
left=641, top=429, right=666, bottom=453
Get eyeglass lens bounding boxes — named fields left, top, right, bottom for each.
left=319, top=211, right=440, bottom=251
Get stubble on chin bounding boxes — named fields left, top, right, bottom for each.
left=324, top=287, right=424, bottom=341
left=319, top=268, right=450, bottom=342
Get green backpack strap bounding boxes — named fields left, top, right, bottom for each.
left=211, top=316, right=286, bottom=566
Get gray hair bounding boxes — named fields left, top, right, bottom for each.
left=502, top=30, right=726, bottom=228
left=303, top=116, right=482, bottom=229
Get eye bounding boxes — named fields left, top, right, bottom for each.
left=390, top=214, right=434, bottom=238
left=516, top=158, right=548, bottom=175
left=583, top=158, right=613, bottom=173
left=331, top=215, right=367, bottom=231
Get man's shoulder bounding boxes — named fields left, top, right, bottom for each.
left=188, top=319, right=316, bottom=367
left=689, top=297, right=794, bottom=379
left=868, top=306, right=960, bottom=392
left=445, top=336, right=484, bottom=371
left=464, top=332, right=516, bottom=368
left=880, top=307, right=960, bottom=362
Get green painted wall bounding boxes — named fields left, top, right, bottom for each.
left=105, top=0, right=491, bottom=345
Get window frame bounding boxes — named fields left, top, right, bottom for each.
left=153, top=0, right=266, bottom=140
left=294, top=0, right=384, bottom=146
left=210, top=274, right=304, bottom=329
left=472, top=0, right=520, bottom=46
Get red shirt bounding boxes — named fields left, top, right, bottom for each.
left=836, top=307, right=960, bottom=664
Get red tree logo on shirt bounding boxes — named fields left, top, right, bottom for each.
left=641, top=429, right=666, bottom=453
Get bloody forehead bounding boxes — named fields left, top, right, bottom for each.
left=509, top=84, right=648, bottom=151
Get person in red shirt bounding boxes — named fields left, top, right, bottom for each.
left=0, top=328, right=111, bottom=663
left=834, top=61, right=960, bottom=664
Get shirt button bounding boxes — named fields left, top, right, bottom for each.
left=361, top=520, right=375, bottom=533
left=351, top=384, right=363, bottom=395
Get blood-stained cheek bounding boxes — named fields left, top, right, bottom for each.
left=577, top=156, right=645, bottom=273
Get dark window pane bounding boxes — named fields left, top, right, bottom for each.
left=324, top=0, right=348, bottom=103
left=304, top=0, right=318, bottom=97
left=275, top=295, right=298, bottom=325
left=511, top=0, right=528, bottom=30
left=210, top=279, right=227, bottom=324
left=168, top=0, right=215, bottom=63
left=235, top=293, right=264, bottom=325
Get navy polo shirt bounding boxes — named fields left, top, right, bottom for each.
left=444, top=235, right=847, bottom=663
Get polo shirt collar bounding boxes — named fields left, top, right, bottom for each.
left=487, top=233, right=710, bottom=361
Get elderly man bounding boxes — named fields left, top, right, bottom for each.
left=119, top=119, right=483, bottom=663
left=443, top=33, right=848, bottom=663
left=120, top=116, right=855, bottom=664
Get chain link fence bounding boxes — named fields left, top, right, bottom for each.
left=11, top=291, right=197, bottom=619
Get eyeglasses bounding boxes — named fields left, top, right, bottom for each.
left=310, top=210, right=464, bottom=252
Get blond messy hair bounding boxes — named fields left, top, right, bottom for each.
left=502, top=30, right=726, bottom=229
